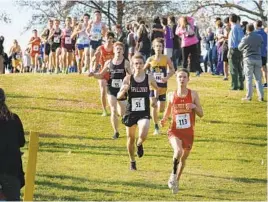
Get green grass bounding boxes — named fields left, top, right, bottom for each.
left=0, top=73, right=267, bottom=201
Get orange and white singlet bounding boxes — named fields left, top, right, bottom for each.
left=99, top=45, right=114, bottom=80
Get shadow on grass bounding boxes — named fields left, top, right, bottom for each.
left=195, top=137, right=267, bottom=147
left=37, top=173, right=167, bottom=190
left=13, top=106, right=101, bottom=115
left=39, top=141, right=126, bottom=152
left=188, top=172, right=267, bottom=184
left=7, top=94, right=81, bottom=103
left=34, top=193, right=81, bottom=201
left=204, top=119, right=267, bottom=128
left=25, top=131, right=111, bottom=141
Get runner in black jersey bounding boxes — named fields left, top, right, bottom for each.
left=48, top=19, right=62, bottom=73
left=117, top=54, right=158, bottom=170
left=89, top=42, right=132, bottom=139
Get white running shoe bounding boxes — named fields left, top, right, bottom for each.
left=101, top=111, right=107, bottom=117
left=168, top=173, right=179, bottom=194
left=153, top=128, right=160, bottom=135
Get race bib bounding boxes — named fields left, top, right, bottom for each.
left=91, top=34, right=101, bottom=41
left=154, top=72, right=164, bottom=83
left=16, top=54, right=21, bottom=59
left=176, top=113, right=191, bottom=129
left=54, top=36, right=60, bottom=43
left=65, top=37, right=72, bottom=44
left=33, top=45, right=39, bottom=51
left=131, top=97, right=145, bottom=111
left=111, top=79, right=122, bottom=88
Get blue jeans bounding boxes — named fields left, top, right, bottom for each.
left=0, top=174, right=21, bottom=201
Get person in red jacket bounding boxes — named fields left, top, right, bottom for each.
left=160, top=68, right=203, bottom=194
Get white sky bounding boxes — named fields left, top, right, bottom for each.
left=0, top=0, right=33, bottom=52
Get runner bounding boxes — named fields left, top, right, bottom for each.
left=160, top=68, right=203, bottom=194
left=28, top=29, right=41, bottom=73
left=89, top=42, right=132, bottom=139
left=88, top=10, right=107, bottom=72
left=9, top=40, right=23, bottom=73
left=144, top=38, right=175, bottom=135
left=61, top=17, right=74, bottom=74
left=73, top=14, right=90, bottom=74
left=48, top=19, right=62, bottom=73
left=91, top=31, right=115, bottom=116
left=41, top=19, right=54, bottom=72
left=118, top=53, right=158, bottom=170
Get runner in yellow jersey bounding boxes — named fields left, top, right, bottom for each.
left=144, top=38, right=175, bottom=135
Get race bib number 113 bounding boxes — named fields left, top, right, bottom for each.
left=176, top=113, right=191, bottom=129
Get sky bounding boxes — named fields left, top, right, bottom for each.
left=0, top=0, right=33, bottom=52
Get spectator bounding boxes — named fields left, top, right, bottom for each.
left=203, top=27, right=216, bottom=73
left=238, top=24, right=264, bottom=101
left=0, top=88, right=26, bottom=200
left=215, top=20, right=224, bottom=75
left=0, top=36, right=4, bottom=74
left=176, top=16, right=199, bottom=73
left=222, top=17, right=231, bottom=80
left=136, top=24, right=151, bottom=61
left=255, top=20, right=267, bottom=88
left=168, top=16, right=181, bottom=70
left=115, top=24, right=128, bottom=59
left=161, top=17, right=173, bottom=59
left=126, top=23, right=136, bottom=61
left=228, top=14, right=244, bottom=90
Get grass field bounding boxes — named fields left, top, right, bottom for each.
left=0, top=73, right=267, bottom=201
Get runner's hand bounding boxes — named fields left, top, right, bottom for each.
left=151, top=97, right=157, bottom=108
left=160, top=118, right=166, bottom=127
left=185, top=103, right=196, bottom=110
left=161, top=77, right=168, bottom=83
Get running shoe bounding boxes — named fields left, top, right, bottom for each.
left=153, top=128, right=160, bottom=135
left=112, top=132, right=120, bottom=139
left=130, top=161, right=137, bottom=170
left=168, top=173, right=179, bottom=194
left=137, top=144, right=144, bottom=158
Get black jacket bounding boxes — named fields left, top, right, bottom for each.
left=0, top=113, right=25, bottom=184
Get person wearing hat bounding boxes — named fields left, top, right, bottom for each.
left=0, top=88, right=25, bottom=200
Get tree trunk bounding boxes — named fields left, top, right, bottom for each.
left=116, top=0, right=124, bottom=25
left=108, top=0, right=111, bottom=29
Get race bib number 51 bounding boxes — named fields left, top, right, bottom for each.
left=111, top=79, right=122, bottom=88
left=176, top=113, right=191, bottom=129
left=131, top=97, right=145, bottom=111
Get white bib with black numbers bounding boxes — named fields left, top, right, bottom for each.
left=111, top=79, right=122, bottom=88
left=131, top=97, right=145, bottom=111
left=16, top=54, right=21, bottom=59
left=153, top=72, right=164, bottom=83
left=176, top=113, right=191, bottom=129
left=33, top=45, right=39, bottom=51
left=54, top=36, right=60, bottom=43
left=65, top=37, right=72, bottom=44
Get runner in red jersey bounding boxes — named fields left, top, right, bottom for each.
left=160, top=68, right=203, bottom=194
left=90, top=31, right=115, bottom=116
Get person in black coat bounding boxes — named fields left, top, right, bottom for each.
left=0, top=88, right=25, bottom=201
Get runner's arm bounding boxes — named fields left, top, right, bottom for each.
left=89, top=59, right=110, bottom=79
left=143, top=58, right=151, bottom=71
left=117, top=75, right=130, bottom=100
left=102, top=23, right=108, bottom=38
left=161, top=57, right=175, bottom=83
left=192, top=90, right=203, bottom=118
left=124, top=60, right=133, bottom=75
left=149, top=74, right=158, bottom=108
left=93, top=47, right=101, bottom=71
left=160, top=92, right=173, bottom=126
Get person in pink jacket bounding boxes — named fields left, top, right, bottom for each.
left=176, top=16, right=199, bottom=73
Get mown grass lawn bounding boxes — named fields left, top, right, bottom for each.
left=0, top=73, right=267, bottom=201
